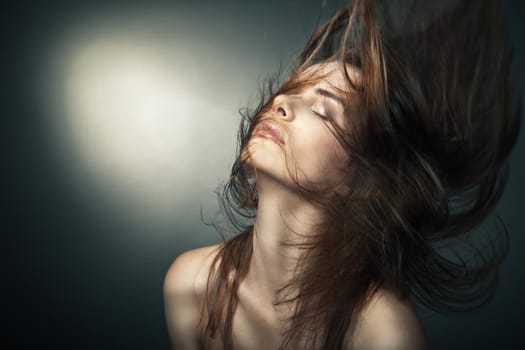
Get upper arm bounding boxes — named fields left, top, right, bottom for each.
left=163, top=249, right=208, bottom=350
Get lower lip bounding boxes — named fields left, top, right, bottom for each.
left=255, top=129, right=284, bottom=146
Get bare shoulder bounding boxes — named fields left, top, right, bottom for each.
left=164, top=243, right=223, bottom=298
left=348, top=287, right=429, bottom=350
left=163, top=243, right=223, bottom=350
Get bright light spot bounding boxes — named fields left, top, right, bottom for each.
left=61, top=38, right=196, bottom=197
left=42, top=18, right=243, bottom=228
left=39, top=12, right=279, bottom=231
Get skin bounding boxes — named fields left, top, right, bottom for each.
left=164, top=61, right=429, bottom=349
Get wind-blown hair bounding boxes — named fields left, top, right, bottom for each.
left=198, top=0, right=521, bottom=349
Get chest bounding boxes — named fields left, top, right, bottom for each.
left=231, top=304, right=285, bottom=350
left=203, top=298, right=299, bottom=350
left=205, top=303, right=326, bottom=350
left=201, top=280, right=351, bottom=350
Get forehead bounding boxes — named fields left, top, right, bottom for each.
left=302, top=61, right=362, bottom=92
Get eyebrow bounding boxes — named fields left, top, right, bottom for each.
left=314, top=88, right=345, bottom=107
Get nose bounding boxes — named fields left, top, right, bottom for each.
left=272, top=95, right=294, bottom=121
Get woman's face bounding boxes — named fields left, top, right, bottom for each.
left=242, top=61, right=362, bottom=194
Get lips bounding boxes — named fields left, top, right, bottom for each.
left=254, top=122, right=286, bottom=146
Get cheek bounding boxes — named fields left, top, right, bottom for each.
left=294, top=133, right=347, bottom=181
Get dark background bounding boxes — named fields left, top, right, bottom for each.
left=4, top=0, right=525, bottom=349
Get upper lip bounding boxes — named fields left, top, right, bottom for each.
left=254, top=121, right=286, bottom=146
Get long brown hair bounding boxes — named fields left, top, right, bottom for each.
left=198, top=0, right=521, bottom=349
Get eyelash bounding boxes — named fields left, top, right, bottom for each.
left=313, top=110, right=330, bottom=120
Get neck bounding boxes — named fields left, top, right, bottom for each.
left=243, top=174, right=323, bottom=311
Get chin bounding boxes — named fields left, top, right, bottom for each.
left=242, top=138, right=298, bottom=183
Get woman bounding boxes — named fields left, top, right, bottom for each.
left=164, top=0, right=520, bottom=349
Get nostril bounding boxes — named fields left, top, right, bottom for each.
left=277, top=106, right=287, bottom=116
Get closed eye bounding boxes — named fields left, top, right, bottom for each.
left=313, top=110, right=329, bottom=120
